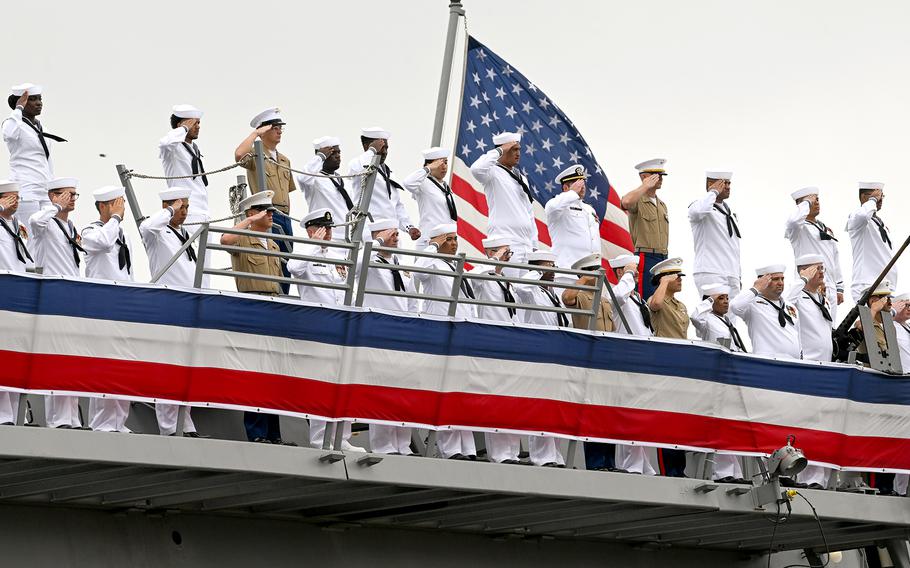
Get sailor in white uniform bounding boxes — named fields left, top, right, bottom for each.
left=0, top=180, right=28, bottom=425
left=3, top=84, right=64, bottom=225
left=402, top=147, right=458, bottom=249
left=82, top=186, right=134, bottom=432
left=846, top=182, right=897, bottom=301
left=296, top=137, right=351, bottom=239
left=690, top=284, right=746, bottom=352
left=139, top=186, right=201, bottom=437
left=607, top=254, right=653, bottom=337
left=413, top=223, right=477, bottom=320
left=786, top=254, right=834, bottom=363
left=469, top=132, right=538, bottom=264
left=688, top=171, right=741, bottom=297
left=785, top=187, right=844, bottom=320
left=28, top=178, right=82, bottom=278
left=892, top=293, right=910, bottom=496
left=730, top=264, right=801, bottom=360
left=286, top=209, right=364, bottom=453
left=349, top=127, right=419, bottom=242
left=545, top=165, right=600, bottom=270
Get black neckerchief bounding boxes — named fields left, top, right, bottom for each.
left=323, top=169, right=354, bottom=211
left=375, top=255, right=405, bottom=291
left=376, top=164, right=404, bottom=198
left=806, top=218, right=837, bottom=242
left=714, top=313, right=747, bottom=351
left=442, top=259, right=475, bottom=299
left=426, top=175, right=458, bottom=221
left=629, top=291, right=653, bottom=331
left=495, top=163, right=533, bottom=202
left=20, top=115, right=66, bottom=158
left=803, top=290, right=832, bottom=322
left=0, top=217, right=32, bottom=263
left=496, top=279, right=517, bottom=317
left=871, top=213, right=892, bottom=248
left=713, top=202, right=741, bottom=238
left=167, top=225, right=197, bottom=263
left=53, top=217, right=84, bottom=267
left=760, top=295, right=793, bottom=327
left=181, top=142, right=208, bottom=187
left=540, top=285, right=568, bottom=327
left=99, top=222, right=132, bottom=274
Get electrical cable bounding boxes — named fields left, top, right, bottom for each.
left=777, top=491, right=830, bottom=568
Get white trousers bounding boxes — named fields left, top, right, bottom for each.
left=712, top=454, right=744, bottom=480
left=529, top=436, right=564, bottom=466
left=88, top=398, right=130, bottom=432
left=0, top=391, right=20, bottom=424
left=894, top=473, right=909, bottom=496
left=45, top=395, right=81, bottom=428
left=798, top=465, right=831, bottom=488
left=437, top=430, right=477, bottom=458
left=155, top=404, right=197, bottom=435
left=485, top=432, right=521, bottom=462
left=370, top=425, right=412, bottom=454
left=617, top=445, right=657, bottom=475
left=308, top=420, right=352, bottom=449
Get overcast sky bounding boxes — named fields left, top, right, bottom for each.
left=3, top=0, right=908, bottom=319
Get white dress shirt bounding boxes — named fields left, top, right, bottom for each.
left=81, top=216, right=134, bottom=281
left=413, top=243, right=476, bottom=318
left=785, top=200, right=844, bottom=318
left=785, top=281, right=833, bottom=362
left=139, top=208, right=197, bottom=288
left=468, top=263, right=518, bottom=323
left=296, top=154, right=354, bottom=238
left=28, top=205, right=80, bottom=277
left=287, top=243, right=346, bottom=305
left=688, top=191, right=741, bottom=279
left=0, top=216, right=30, bottom=272
left=730, top=288, right=801, bottom=359
left=360, top=248, right=418, bottom=313
left=469, top=149, right=538, bottom=252
left=544, top=191, right=600, bottom=269
left=846, top=199, right=897, bottom=300
left=402, top=167, right=458, bottom=236
left=609, top=272, right=653, bottom=337
left=690, top=298, right=744, bottom=351
left=158, top=127, right=209, bottom=218
left=512, top=271, right=567, bottom=327
left=349, top=149, right=413, bottom=233
left=2, top=108, right=54, bottom=199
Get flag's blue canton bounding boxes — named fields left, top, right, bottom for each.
left=456, top=36, right=612, bottom=220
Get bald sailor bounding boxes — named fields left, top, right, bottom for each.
left=730, top=264, right=801, bottom=360
left=414, top=223, right=477, bottom=319
left=350, top=127, right=419, bottom=242
left=361, top=218, right=418, bottom=314
left=470, top=132, right=537, bottom=264
left=544, top=164, right=599, bottom=270
left=786, top=254, right=834, bottom=363
left=690, top=284, right=746, bottom=352
left=846, top=182, right=897, bottom=301
left=689, top=171, right=741, bottom=297
left=0, top=181, right=32, bottom=272
left=296, top=137, right=350, bottom=239
left=28, top=178, right=82, bottom=278
left=403, top=147, right=458, bottom=248
left=470, top=235, right=520, bottom=324
left=4, top=83, right=65, bottom=224
left=785, top=186, right=844, bottom=319
left=607, top=254, right=653, bottom=337
left=621, top=159, right=669, bottom=300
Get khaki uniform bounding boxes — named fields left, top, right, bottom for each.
left=229, top=234, right=282, bottom=295
left=570, top=289, right=615, bottom=332
left=626, top=195, right=669, bottom=254
left=244, top=151, right=296, bottom=214
left=857, top=321, right=889, bottom=359
left=652, top=295, right=689, bottom=339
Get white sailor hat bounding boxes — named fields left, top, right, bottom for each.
left=634, top=158, right=668, bottom=175
left=791, top=186, right=818, bottom=200
left=368, top=218, right=398, bottom=232
left=172, top=104, right=202, bottom=119
left=93, top=186, right=125, bottom=202
left=702, top=283, right=731, bottom=296
left=422, top=147, right=449, bottom=160
left=528, top=250, right=556, bottom=263
left=10, top=83, right=42, bottom=96
left=706, top=171, right=732, bottom=180
left=481, top=235, right=512, bottom=249
left=250, top=107, right=285, bottom=129
left=755, top=263, right=786, bottom=276
left=0, top=180, right=20, bottom=194
left=572, top=253, right=603, bottom=271
left=795, top=253, right=825, bottom=267
left=492, top=132, right=521, bottom=146
left=301, top=208, right=334, bottom=228
left=238, top=190, right=276, bottom=211
left=361, top=126, right=390, bottom=140
left=158, top=186, right=191, bottom=201
left=858, top=181, right=884, bottom=191
left=46, top=177, right=78, bottom=191
left=871, top=280, right=894, bottom=296
left=893, top=292, right=910, bottom=302
left=428, top=223, right=457, bottom=239
left=650, top=257, right=684, bottom=276
left=554, top=164, right=588, bottom=185
left=608, top=254, right=638, bottom=269
left=312, top=136, right=341, bottom=149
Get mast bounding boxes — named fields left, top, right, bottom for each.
left=430, top=0, right=466, bottom=146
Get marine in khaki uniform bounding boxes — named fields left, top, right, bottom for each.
left=621, top=158, right=669, bottom=300
left=855, top=280, right=894, bottom=363
left=221, top=190, right=282, bottom=296
left=562, top=253, right=614, bottom=332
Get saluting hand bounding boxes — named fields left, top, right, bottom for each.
left=709, top=179, right=726, bottom=193
left=622, top=262, right=639, bottom=275
left=51, top=191, right=73, bottom=210
left=643, top=174, right=661, bottom=191
left=311, top=226, right=328, bottom=240
left=375, top=228, right=396, bottom=243
left=15, top=91, right=29, bottom=109
left=179, top=118, right=198, bottom=132
left=368, top=139, right=387, bottom=154
left=247, top=210, right=269, bottom=225
left=570, top=179, right=586, bottom=197
left=869, top=295, right=890, bottom=315
left=799, top=265, right=819, bottom=282
left=255, top=124, right=274, bottom=137
left=111, top=197, right=126, bottom=218
left=753, top=274, right=773, bottom=294
left=0, top=194, right=17, bottom=211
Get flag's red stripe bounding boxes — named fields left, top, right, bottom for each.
left=606, top=184, right=622, bottom=209
left=601, top=219, right=634, bottom=251
left=456, top=217, right=487, bottom=254
left=536, top=219, right=551, bottom=247
left=451, top=174, right=489, bottom=216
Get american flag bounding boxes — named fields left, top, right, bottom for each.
left=450, top=36, right=633, bottom=269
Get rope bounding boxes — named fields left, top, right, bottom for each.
left=124, top=153, right=253, bottom=181
left=264, top=156, right=374, bottom=179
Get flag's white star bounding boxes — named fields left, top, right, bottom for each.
left=524, top=143, right=537, bottom=156
left=475, top=138, right=488, bottom=152
left=589, top=186, right=600, bottom=200
left=528, top=82, right=538, bottom=92
left=482, top=91, right=490, bottom=103
left=558, top=132, right=571, bottom=145
left=472, top=72, right=481, bottom=85
left=584, top=147, right=592, bottom=157
left=461, top=144, right=472, bottom=156
left=552, top=156, right=564, bottom=169
left=502, top=65, right=513, bottom=77
left=521, top=101, right=533, bottom=114
left=511, top=83, right=524, bottom=96
left=539, top=98, right=551, bottom=110
left=485, top=68, right=497, bottom=81
left=516, top=124, right=528, bottom=137
left=492, top=110, right=500, bottom=121
left=495, top=87, right=506, bottom=100
left=569, top=150, right=581, bottom=162
left=520, top=167, right=530, bottom=177
left=534, top=162, right=546, bottom=175
left=541, top=138, right=553, bottom=151
left=546, top=181, right=556, bottom=192
left=469, top=95, right=481, bottom=109
left=476, top=49, right=487, bottom=61
left=466, top=120, right=476, bottom=133
left=505, top=105, right=517, bottom=119
left=530, top=120, right=543, bottom=133
left=595, top=164, right=603, bottom=175
left=549, top=115, right=563, bottom=128
left=480, top=113, right=493, bottom=127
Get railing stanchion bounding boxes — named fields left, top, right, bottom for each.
left=354, top=241, right=373, bottom=307
left=193, top=224, right=210, bottom=289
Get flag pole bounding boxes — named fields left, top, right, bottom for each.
left=431, top=0, right=466, bottom=146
